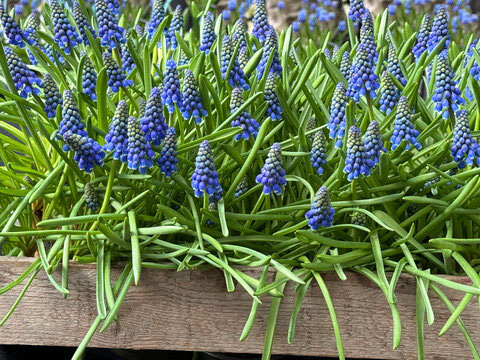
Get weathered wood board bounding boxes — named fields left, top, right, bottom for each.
left=0, top=257, right=478, bottom=359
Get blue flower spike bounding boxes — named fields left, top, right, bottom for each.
left=157, top=127, right=178, bottom=177
left=191, top=140, right=222, bottom=198
left=104, top=100, right=129, bottom=162
left=120, top=42, right=136, bottom=74
left=4, top=46, right=42, bottom=98
left=348, top=0, right=367, bottom=22
left=126, top=116, right=156, bottom=174
left=379, top=71, right=400, bottom=115
left=141, top=87, right=168, bottom=146
left=59, top=90, right=87, bottom=150
left=264, top=72, right=282, bottom=121
left=344, top=126, right=373, bottom=181
left=252, top=0, right=270, bottom=44
left=340, top=50, right=352, bottom=81
left=165, top=5, right=183, bottom=50
left=50, top=0, right=82, bottom=54
left=81, top=53, right=97, bottom=101
left=73, top=1, right=96, bottom=45
left=256, top=26, right=282, bottom=80
left=63, top=131, right=105, bottom=173
left=310, top=131, right=328, bottom=175
left=220, top=35, right=250, bottom=90
left=305, top=186, right=335, bottom=230
left=161, top=59, right=184, bottom=114
left=0, top=3, right=31, bottom=47
left=43, top=74, right=62, bottom=118
left=84, top=182, right=99, bottom=211
left=451, top=109, right=480, bottom=169
left=364, top=120, right=386, bottom=166
left=391, top=96, right=422, bottom=151
left=427, top=6, right=449, bottom=54
left=230, top=87, right=260, bottom=141
left=96, top=0, right=126, bottom=49
left=387, top=42, right=406, bottom=85
left=181, top=70, right=208, bottom=124
left=235, top=177, right=249, bottom=198
left=200, top=11, right=216, bottom=54
left=347, top=43, right=379, bottom=103
left=412, top=14, right=431, bottom=61
left=147, top=0, right=165, bottom=39
left=328, top=82, right=348, bottom=148
left=103, top=51, right=133, bottom=93
left=255, top=142, right=287, bottom=196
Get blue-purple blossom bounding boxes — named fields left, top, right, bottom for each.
left=264, top=72, right=282, bottom=121
left=433, top=53, right=465, bottom=119
left=220, top=35, right=250, bottom=90
left=256, top=27, right=282, bottom=80
left=451, top=109, right=480, bottom=169
left=305, top=186, right=335, bottom=230
left=141, top=87, right=168, bottom=146
left=147, top=0, right=165, bottom=39
left=200, top=12, right=216, bottom=54
left=43, top=74, right=62, bottom=119
left=347, top=43, right=379, bottom=102
left=310, top=131, right=327, bottom=175
left=255, top=143, right=287, bottom=195
left=427, top=7, right=449, bottom=53
left=157, top=127, right=178, bottom=177
left=391, top=96, right=422, bottom=151
left=103, top=51, right=133, bottom=92
left=104, top=100, right=129, bottom=161
left=161, top=59, right=184, bottom=113
left=73, top=1, right=96, bottom=45
left=0, top=3, right=32, bottom=47
left=4, top=46, right=42, bottom=98
left=344, top=126, right=373, bottom=181
left=165, top=5, right=183, bottom=50
left=126, top=116, right=156, bottom=174
left=364, top=120, right=386, bottom=166
left=63, top=131, right=105, bottom=173
left=412, top=14, right=431, bottom=61
left=191, top=140, right=222, bottom=198
left=81, top=54, right=97, bottom=101
left=96, top=0, right=126, bottom=49
left=328, top=82, right=348, bottom=148
left=230, top=88, right=259, bottom=141
left=252, top=0, right=270, bottom=44
left=379, top=71, right=400, bottom=115
left=181, top=70, right=208, bottom=124
left=50, top=0, right=82, bottom=54
left=84, top=183, right=99, bottom=211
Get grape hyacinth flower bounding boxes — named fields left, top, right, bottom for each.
left=43, top=74, right=62, bottom=119
left=50, top=0, right=82, bottom=54
left=332, top=45, right=340, bottom=59
left=157, top=127, right=178, bottom=177
left=364, top=120, right=386, bottom=165
left=412, top=14, right=431, bottom=61
left=165, top=5, right=183, bottom=50
left=305, top=186, right=335, bottom=230
left=84, top=183, right=99, bottom=211
left=256, top=27, right=282, bottom=80
left=45, top=44, right=66, bottom=65
left=0, top=3, right=31, bottom=47
left=126, top=116, right=155, bottom=174
left=344, top=126, right=373, bottom=181
left=307, top=117, right=317, bottom=142
left=96, top=0, right=125, bottom=49
left=178, top=49, right=189, bottom=66
left=359, top=11, right=378, bottom=63
left=161, top=59, right=184, bottom=113
left=391, top=96, right=422, bottom=151
left=138, top=98, right=146, bottom=118
left=379, top=71, right=400, bottom=115
left=106, top=0, right=120, bottom=15
left=73, top=1, right=96, bottom=45
left=220, top=35, right=250, bottom=90
left=63, top=131, right=105, bottom=173
left=340, top=51, right=352, bottom=80
left=120, top=43, right=135, bottom=74
left=141, top=87, right=168, bottom=146
left=230, top=88, right=259, bottom=140
left=310, top=131, right=327, bottom=175
left=181, top=70, right=207, bottom=124
left=298, top=9, right=307, bottom=23
left=191, top=140, right=222, bottom=198
left=387, top=42, right=406, bottom=85
left=228, top=0, right=236, bottom=11
left=24, top=14, right=42, bottom=64
left=348, top=0, right=367, bottom=22
left=222, top=10, right=231, bottom=21
left=433, top=53, right=465, bottom=120
left=324, top=49, right=332, bottom=61
left=235, top=177, right=249, bottom=198
left=351, top=211, right=367, bottom=227
left=206, top=202, right=217, bottom=227
left=255, top=143, right=287, bottom=195
left=4, top=47, right=42, bottom=98
left=347, top=43, right=379, bottom=103
left=252, top=0, right=270, bottom=44
left=451, top=109, right=480, bottom=169
left=264, top=72, right=282, bottom=121
left=81, top=54, right=97, bottom=101
left=103, top=51, right=133, bottom=93
left=135, top=25, right=144, bottom=37
left=59, top=90, right=87, bottom=150
left=200, top=12, right=216, bottom=54
left=292, top=21, right=300, bottom=32
left=104, top=100, right=129, bottom=161
left=427, top=7, right=449, bottom=53
left=232, top=17, right=247, bottom=50
left=238, top=47, right=248, bottom=69
left=277, top=1, right=285, bottom=10
left=328, top=83, right=348, bottom=148
left=147, top=0, right=165, bottom=39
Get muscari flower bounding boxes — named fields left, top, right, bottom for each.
left=412, top=14, right=431, bottom=61
left=138, top=97, right=146, bottom=117
left=73, top=1, right=96, bottom=45
left=141, top=87, right=168, bottom=146
left=84, top=182, right=99, bottom=211
left=228, top=0, right=236, bottom=11
left=178, top=49, right=189, bottom=66
left=324, top=49, right=332, bottom=61
left=96, top=0, right=125, bottom=49
left=379, top=71, right=400, bottom=115
left=104, top=100, right=129, bottom=161
left=191, top=140, right=222, bottom=198
left=181, top=70, right=208, bottom=124
left=305, top=186, right=335, bottom=230
left=135, top=25, right=144, bottom=37
left=310, top=131, right=327, bottom=175
left=278, top=1, right=285, bottom=10
left=235, top=177, right=249, bottom=198
left=256, top=27, right=282, bottom=80
left=451, top=109, right=480, bottom=169
left=391, top=96, right=422, bottom=151
left=103, top=51, right=133, bottom=93
left=332, top=45, right=340, bottom=59
left=230, top=87, right=259, bottom=141
left=364, top=120, right=385, bottom=165
left=161, top=59, right=184, bottom=113
left=264, top=72, right=282, bottom=121
left=348, top=0, right=367, bottom=22
left=427, top=7, right=449, bottom=53
left=298, top=9, right=307, bottom=23
left=433, top=53, right=465, bottom=119
left=126, top=116, right=155, bottom=174
left=106, top=0, right=120, bottom=15
left=255, top=142, right=286, bottom=195
left=232, top=17, right=248, bottom=50
left=337, top=20, right=346, bottom=32
left=0, top=3, right=32, bottom=47
left=200, top=12, right=216, bottom=54
left=165, top=5, right=183, bottom=50
left=347, top=43, right=379, bottom=103
left=252, top=0, right=270, bottom=44
left=238, top=47, right=248, bottom=69
left=24, top=14, right=42, bottom=65
left=292, top=21, right=300, bottom=32
left=344, top=126, right=373, bottom=181
left=4, top=46, right=42, bottom=98
left=147, top=0, right=165, bottom=39
left=50, top=0, right=82, bottom=54
left=81, top=54, right=97, bottom=101
left=120, top=43, right=135, bottom=74
left=307, top=117, right=317, bottom=142
left=351, top=211, right=367, bottom=227
left=43, top=74, right=62, bottom=119
left=58, top=90, right=87, bottom=150
left=340, top=50, right=352, bottom=80
left=359, top=11, right=378, bottom=63
left=327, top=82, right=348, bottom=148
left=221, top=35, right=249, bottom=90
left=45, top=44, right=66, bottom=65
left=63, top=131, right=105, bottom=173
left=387, top=42, right=406, bottom=85
left=157, top=127, right=178, bottom=177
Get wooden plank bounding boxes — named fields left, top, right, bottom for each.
left=0, top=256, right=478, bottom=359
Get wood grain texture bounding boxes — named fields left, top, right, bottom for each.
left=0, top=256, right=478, bottom=359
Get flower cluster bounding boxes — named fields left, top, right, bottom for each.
left=59, top=90, right=88, bottom=150
left=24, top=14, right=42, bottom=64
left=359, top=11, right=378, bottom=63
left=126, top=116, right=155, bottom=174
left=63, top=131, right=105, bottom=173
left=344, top=126, right=373, bottom=181
left=84, top=183, right=99, bottom=211
left=351, top=211, right=367, bottom=227
left=310, top=131, right=327, bottom=175
left=4, top=47, right=42, bottom=98
left=43, top=74, right=62, bottom=119
left=340, top=51, right=352, bottom=80
left=364, top=120, right=386, bottom=165
left=451, top=109, right=480, bottom=169
left=104, top=100, right=129, bottom=161
left=347, top=43, right=379, bottom=102
left=82, top=54, right=97, bottom=101
left=412, top=14, right=431, bottom=61
left=0, top=3, right=31, bottom=47
left=391, top=96, right=422, bottom=151
left=181, top=70, right=208, bottom=124
left=305, top=186, right=335, bottom=230
left=257, top=27, right=282, bottom=80
left=256, top=143, right=286, bottom=195
left=141, top=87, right=168, bottom=146
left=235, top=177, right=249, bottom=198
left=200, top=12, right=216, bottom=54
left=50, top=0, right=82, bottom=54
left=165, top=6, right=184, bottom=50
left=427, top=7, right=449, bottom=53
left=161, top=59, right=184, bottom=113
left=433, top=53, right=465, bottom=119
left=147, top=0, right=165, bottom=39
left=121, top=43, right=136, bottom=74
left=73, top=1, right=96, bottom=45
left=264, top=73, right=282, bottom=121
left=103, top=51, right=133, bottom=93
left=96, top=0, right=125, bottom=49
left=379, top=71, right=400, bottom=115
left=232, top=17, right=248, bottom=50
left=328, top=83, right=348, bottom=148
left=220, top=35, right=250, bottom=90
left=157, top=127, right=178, bottom=177
left=191, top=140, right=222, bottom=198
left=348, top=0, right=368, bottom=22
left=252, top=0, right=270, bottom=44
left=230, top=88, right=259, bottom=141
left=387, top=42, right=406, bottom=85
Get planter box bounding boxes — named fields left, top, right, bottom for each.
left=0, top=257, right=478, bottom=359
